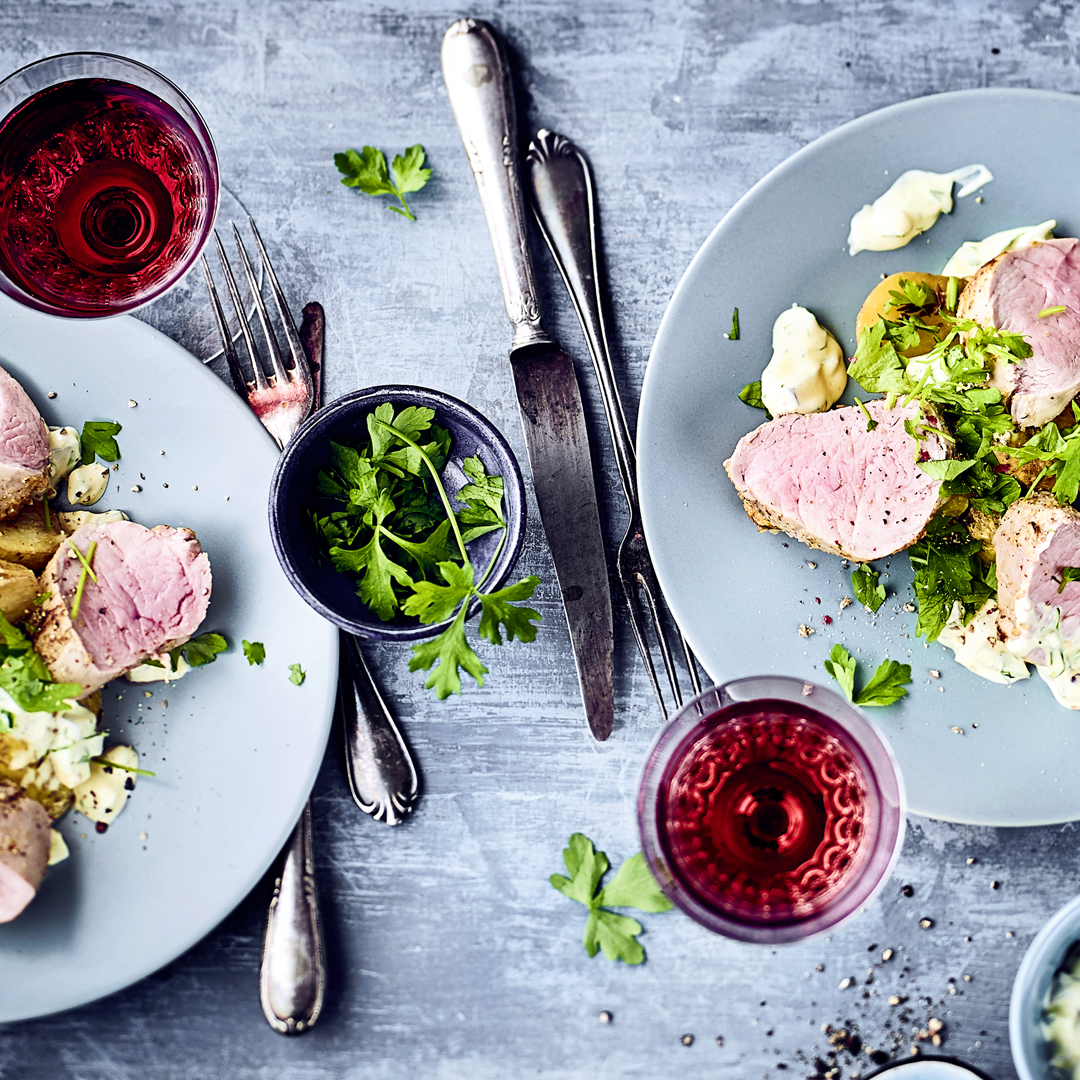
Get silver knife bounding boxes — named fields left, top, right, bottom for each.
left=441, top=18, right=614, bottom=741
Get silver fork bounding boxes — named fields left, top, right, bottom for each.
left=525, top=132, right=703, bottom=720
left=202, top=220, right=420, bottom=1033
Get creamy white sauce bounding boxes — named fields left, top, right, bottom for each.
left=1036, top=664, right=1080, bottom=710
left=46, top=426, right=80, bottom=496
left=937, top=599, right=1030, bottom=684
left=941, top=220, right=1057, bottom=277
left=1044, top=952, right=1080, bottom=1079
left=48, top=829, right=69, bottom=866
left=1004, top=594, right=1080, bottom=707
left=57, top=509, right=128, bottom=535
left=73, top=745, right=138, bottom=825
left=67, top=463, right=110, bottom=506
left=847, top=164, right=994, bottom=255
left=125, top=652, right=190, bottom=684
left=0, top=693, right=100, bottom=790
left=759, top=305, right=846, bottom=416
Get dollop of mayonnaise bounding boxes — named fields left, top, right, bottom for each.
left=67, top=463, right=110, bottom=506
left=1044, top=952, right=1080, bottom=1080
left=73, top=745, right=139, bottom=825
left=48, top=829, right=69, bottom=866
left=46, top=426, right=81, bottom=495
left=125, top=651, right=191, bottom=684
left=760, top=305, right=846, bottom=417
left=847, top=164, right=994, bottom=255
left=1005, top=594, right=1080, bottom=708
left=2, top=694, right=101, bottom=790
left=941, top=220, right=1057, bottom=278
left=937, top=599, right=1030, bottom=684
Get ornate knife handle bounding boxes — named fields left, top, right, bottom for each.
left=339, top=631, right=419, bottom=826
left=442, top=19, right=552, bottom=352
left=260, top=801, right=324, bottom=1034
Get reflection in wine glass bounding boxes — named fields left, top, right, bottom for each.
left=0, top=52, right=218, bottom=318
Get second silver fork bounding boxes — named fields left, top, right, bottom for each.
left=526, top=132, right=703, bottom=720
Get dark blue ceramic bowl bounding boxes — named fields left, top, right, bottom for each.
left=269, top=385, right=526, bottom=642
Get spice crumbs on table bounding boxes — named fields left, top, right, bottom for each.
left=929, top=670, right=941, bottom=678
left=948, top=985, right=957, bottom=995
left=964, top=974, right=972, bottom=981
left=131, top=485, right=141, bottom=492
left=823, top=614, right=833, bottom=625
left=951, top=726, right=963, bottom=734
left=598, top=1011, right=612, bottom=1024
left=904, top=602, right=916, bottom=612
left=991, top=880, right=999, bottom=889
left=919, top=918, right=933, bottom=929
left=838, top=978, right=852, bottom=990
left=840, top=596, right=853, bottom=609
left=888, top=995, right=901, bottom=1006
left=967, top=857, right=977, bottom=865
left=799, top=624, right=815, bottom=637
left=680, top=1034, right=694, bottom=1046
left=882, top=948, right=893, bottom=961
left=815, top=963, right=824, bottom=971
left=901, top=884, right=914, bottom=897
left=1006, top=930, right=1015, bottom=937
left=47, top=391, right=56, bottom=399
left=715, top=1036, right=724, bottom=1047
left=807, top=561, right=817, bottom=569
left=128, top=399, right=137, bottom=407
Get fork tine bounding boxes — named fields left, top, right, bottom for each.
left=247, top=216, right=312, bottom=386
left=634, top=564, right=684, bottom=711
left=618, top=571, right=669, bottom=720
left=201, top=254, right=246, bottom=396
left=214, top=232, right=268, bottom=393
left=230, top=222, right=291, bottom=386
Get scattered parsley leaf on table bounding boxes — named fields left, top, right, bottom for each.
left=242, top=640, right=266, bottom=666
left=851, top=564, right=886, bottom=613
left=550, top=833, right=672, bottom=965
left=334, top=144, right=432, bottom=221
left=80, top=421, right=122, bottom=464
left=824, top=644, right=911, bottom=707
left=289, top=663, right=306, bottom=686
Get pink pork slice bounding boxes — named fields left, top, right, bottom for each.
left=724, top=398, right=948, bottom=562
left=994, top=492, right=1080, bottom=666
left=34, top=520, right=212, bottom=696
left=0, top=782, right=50, bottom=923
left=957, top=237, right=1080, bottom=428
left=0, top=364, right=48, bottom=520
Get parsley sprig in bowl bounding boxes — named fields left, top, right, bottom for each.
left=269, top=387, right=533, bottom=698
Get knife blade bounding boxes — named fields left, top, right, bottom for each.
left=441, top=18, right=614, bottom=741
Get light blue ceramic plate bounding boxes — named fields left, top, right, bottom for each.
left=0, top=292, right=337, bottom=1021
left=639, top=88, right=1080, bottom=826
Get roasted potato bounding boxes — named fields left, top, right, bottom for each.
left=0, top=501, right=63, bottom=570
left=856, top=272, right=954, bottom=357
left=0, top=559, right=39, bottom=622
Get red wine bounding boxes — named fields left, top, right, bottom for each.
left=658, top=699, right=871, bottom=925
left=0, top=78, right=215, bottom=315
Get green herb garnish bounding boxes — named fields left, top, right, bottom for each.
left=738, top=380, right=771, bottom=419
left=823, top=644, right=911, bottom=706
left=1057, top=568, right=1080, bottom=593
left=0, top=611, right=80, bottom=713
left=69, top=539, right=97, bottom=621
left=550, top=833, right=672, bottom=965
left=1039, top=305, right=1067, bottom=318
left=288, top=663, right=306, bottom=686
left=334, top=144, right=432, bottom=221
left=852, top=564, right=886, bottom=613
left=729, top=307, right=740, bottom=339
left=91, top=756, right=156, bottom=777
left=80, top=421, right=122, bottom=465
left=170, top=632, right=227, bottom=669
left=242, top=640, right=266, bottom=666
left=310, top=403, right=541, bottom=699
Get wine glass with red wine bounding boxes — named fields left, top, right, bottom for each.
left=638, top=675, right=906, bottom=943
left=0, top=52, right=218, bottom=318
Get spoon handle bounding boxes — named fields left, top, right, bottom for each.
left=525, top=131, right=638, bottom=508
left=259, top=801, right=324, bottom=1034
left=339, top=631, right=420, bottom=826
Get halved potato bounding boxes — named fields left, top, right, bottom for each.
left=0, top=559, right=39, bottom=622
left=856, top=272, right=954, bottom=357
left=0, top=501, right=63, bottom=570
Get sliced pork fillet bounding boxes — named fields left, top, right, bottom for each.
left=725, top=398, right=949, bottom=562
left=33, top=520, right=212, bottom=697
left=0, top=365, right=48, bottom=520
left=0, top=781, right=50, bottom=923
left=957, top=237, right=1080, bottom=428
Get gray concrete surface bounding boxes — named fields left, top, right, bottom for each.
left=1, top=1, right=1078, bottom=1077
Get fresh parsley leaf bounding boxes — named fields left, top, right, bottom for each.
left=852, top=564, right=886, bottom=613
left=729, top=307, right=740, bottom=340
left=823, top=644, right=857, bottom=701
left=909, top=515, right=992, bottom=642
left=408, top=604, right=487, bottom=699
left=855, top=659, right=912, bottom=706
left=80, top=421, right=122, bottom=465
left=242, top=640, right=266, bottom=666
left=738, top=381, right=771, bottom=418
left=477, top=576, right=541, bottom=645
left=172, top=632, right=227, bottom=669
left=335, top=144, right=431, bottom=221
left=550, top=834, right=671, bottom=965
left=1057, top=568, right=1080, bottom=593
left=823, top=643, right=910, bottom=706
left=849, top=321, right=908, bottom=393
left=288, top=663, right=306, bottom=686
left=918, top=458, right=977, bottom=481
left=0, top=611, right=81, bottom=712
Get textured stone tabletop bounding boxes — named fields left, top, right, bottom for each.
left=3, top=1, right=1080, bottom=1078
